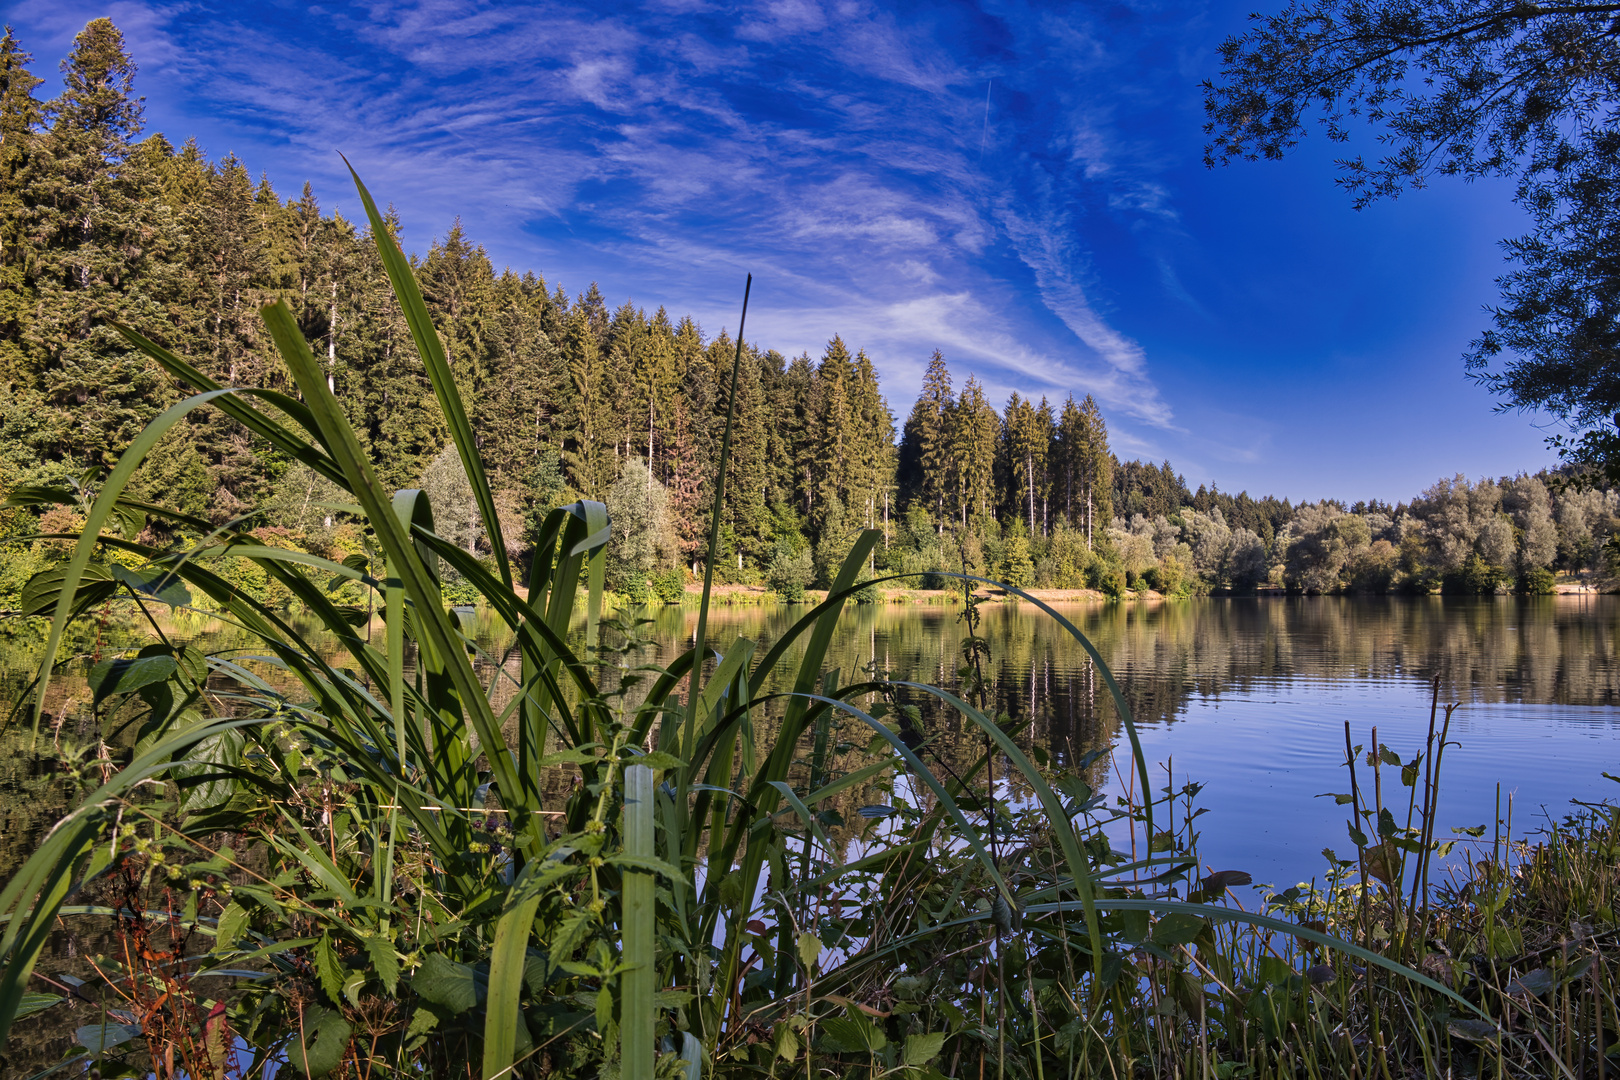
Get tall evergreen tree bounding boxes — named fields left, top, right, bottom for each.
left=26, top=18, right=181, bottom=463
left=950, top=375, right=998, bottom=525
left=0, top=27, right=42, bottom=391
left=1057, top=394, right=1113, bottom=544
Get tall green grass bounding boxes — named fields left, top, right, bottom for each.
left=0, top=167, right=1490, bottom=1080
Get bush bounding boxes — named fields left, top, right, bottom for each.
left=1440, top=554, right=1508, bottom=595
left=1517, top=565, right=1556, bottom=594
left=619, top=572, right=651, bottom=605
left=766, top=540, right=813, bottom=602
left=1090, top=560, right=1126, bottom=599
left=441, top=578, right=480, bottom=605
left=996, top=531, right=1034, bottom=588
left=1144, top=554, right=1184, bottom=595
left=650, top=567, right=686, bottom=604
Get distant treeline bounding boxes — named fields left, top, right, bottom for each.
left=0, top=19, right=1615, bottom=607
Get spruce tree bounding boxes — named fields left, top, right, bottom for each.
left=950, top=375, right=998, bottom=525
left=27, top=18, right=181, bottom=464
left=0, top=27, right=42, bottom=389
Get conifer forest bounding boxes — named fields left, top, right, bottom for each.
left=1, top=21, right=1614, bottom=609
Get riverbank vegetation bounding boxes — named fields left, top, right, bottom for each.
left=0, top=154, right=1612, bottom=1080
left=2, top=20, right=1618, bottom=617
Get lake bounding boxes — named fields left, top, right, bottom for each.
left=3, top=593, right=1616, bottom=894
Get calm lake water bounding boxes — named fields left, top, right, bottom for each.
left=2, top=594, right=1616, bottom=893
left=674, top=595, right=1620, bottom=890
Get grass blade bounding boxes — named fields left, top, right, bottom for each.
left=342, top=160, right=514, bottom=589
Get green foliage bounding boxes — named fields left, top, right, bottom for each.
left=649, top=566, right=686, bottom=604
left=1441, top=553, right=1509, bottom=595
left=1091, top=558, right=1127, bottom=599
left=996, top=527, right=1035, bottom=588
left=1518, top=565, right=1557, bottom=594
left=765, top=538, right=812, bottom=601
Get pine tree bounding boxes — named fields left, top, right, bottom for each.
left=915, top=350, right=954, bottom=526
left=338, top=207, right=445, bottom=491
left=779, top=352, right=817, bottom=516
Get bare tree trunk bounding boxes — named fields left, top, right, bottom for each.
left=1027, top=450, right=1035, bottom=536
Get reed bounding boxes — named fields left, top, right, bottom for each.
left=0, top=169, right=1562, bottom=1080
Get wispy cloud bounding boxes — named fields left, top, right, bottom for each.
left=17, top=0, right=1200, bottom=441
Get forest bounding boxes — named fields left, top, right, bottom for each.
left=0, top=20, right=1616, bottom=611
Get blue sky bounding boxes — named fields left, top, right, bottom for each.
left=8, top=0, right=1555, bottom=503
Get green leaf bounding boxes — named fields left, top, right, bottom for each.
left=362, top=934, right=400, bottom=995
left=630, top=750, right=684, bottom=772
left=343, top=971, right=367, bottom=1009
left=215, top=901, right=248, bottom=949
left=290, top=1006, right=351, bottom=1077
left=905, top=1031, right=947, bottom=1066
left=775, top=1024, right=801, bottom=1061
left=485, top=888, right=543, bottom=1079
left=111, top=563, right=191, bottom=607
left=14, top=993, right=62, bottom=1019
left=314, top=933, right=344, bottom=1006
left=1507, top=968, right=1556, bottom=996
left=88, top=654, right=177, bottom=706
left=413, top=953, right=486, bottom=1013
left=343, top=161, right=512, bottom=589
left=19, top=561, right=116, bottom=619
left=76, top=1020, right=142, bottom=1052
left=1151, top=913, right=1206, bottom=947
left=797, top=932, right=822, bottom=971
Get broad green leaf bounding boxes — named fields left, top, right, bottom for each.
left=19, top=562, right=116, bottom=619
left=290, top=1006, right=351, bottom=1077
left=905, top=1031, right=947, bottom=1066
left=214, top=901, right=248, bottom=949
left=111, top=563, right=191, bottom=607
left=14, top=993, right=61, bottom=1019
left=362, top=934, right=401, bottom=995
left=88, top=654, right=177, bottom=706
left=76, top=1020, right=142, bottom=1052
left=797, top=932, right=822, bottom=970
left=413, top=953, right=486, bottom=1013
left=1151, top=913, right=1206, bottom=947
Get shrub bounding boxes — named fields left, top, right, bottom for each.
left=619, top=572, right=652, bottom=605
left=1441, top=554, right=1508, bottom=595
left=996, top=531, right=1034, bottom=588
left=1145, top=553, right=1184, bottom=595
left=651, top=567, right=686, bottom=604
left=766, top=540, right=813, bottom=602
left=441, top=578, right=480, bottom=605
left=1517, top=565, right=1556, bottom=594
left=1091, top=560, right=1127, bottom=599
